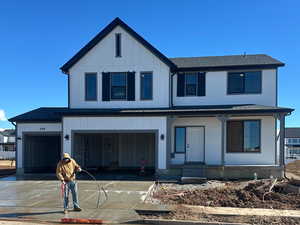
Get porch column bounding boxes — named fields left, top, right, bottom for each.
left=217, top=115, right=229, bottom=166
left=279, top=113, right=286, bottom=167
left=166, top=116, right=176, bottom=169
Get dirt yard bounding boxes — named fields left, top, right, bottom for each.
left=286, top=160, right=300, bottom=178
left=0, top=160, right=15, bottom=177
left=152, top=179, right=300, bottom=210
left=141, top=205, right=300, bottom=225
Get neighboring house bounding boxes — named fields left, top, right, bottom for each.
left=0, top=129, right=16, bottom=160
left=9, top=18, right=293, bottom=178
left=285, top=128, right=300, bottom=159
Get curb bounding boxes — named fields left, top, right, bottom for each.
left=143, top=218, right=250, bottom=225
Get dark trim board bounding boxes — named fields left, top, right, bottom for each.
left=70, top=129, right=159, bottom=170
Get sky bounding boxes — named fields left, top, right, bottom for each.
left=0, top=0, right=299, bottom=128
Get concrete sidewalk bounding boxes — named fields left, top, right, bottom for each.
left=0, top=175, right=154, bottom=223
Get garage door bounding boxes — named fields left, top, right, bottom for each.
left=73, top=133, right=156, bottom=169
left=24, top=134, right=61, bottom=173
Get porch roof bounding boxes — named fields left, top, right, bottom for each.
left=9, top=104, right=293, bottom=123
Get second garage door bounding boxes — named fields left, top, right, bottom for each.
left=73, top=132, right=156, bottom=169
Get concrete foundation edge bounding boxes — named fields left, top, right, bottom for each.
left=158, top=166, right=283, bottom=179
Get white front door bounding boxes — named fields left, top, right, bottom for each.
left=186, top=127, right=204, bottom=162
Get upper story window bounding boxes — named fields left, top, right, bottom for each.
left=115, top=33, right=121, bottom=57
left=177, top=72, right=205, bottom=97
left=85, top=73, right=97, bottom=101
left=227, top=120, right=261, bottom=153
left=228, top=71, right=262, bottom=94
left=111, top=73, right=127, bottom=100
left=140, top=72, right=153, bottom=100
left=102, top=72, right=135, bottom=101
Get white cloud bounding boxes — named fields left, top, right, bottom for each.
left=0, top=110, right=7, bottom=121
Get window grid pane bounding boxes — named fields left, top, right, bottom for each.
left=244, top=121, right=260, bottom=152
left=228, top=71, right=261, bottom=94
left=85, top=73, right=97, bottom=101
left=141, top=73, right=153, bottom=100
left=111, top=73, right=127, bottom=100
left=185, top=73, right=197, bottom=96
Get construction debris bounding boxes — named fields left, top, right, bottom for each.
left=151, top=179, right=300, bottom=210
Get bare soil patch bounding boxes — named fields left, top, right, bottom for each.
left=141, top=205, right=300, bottom=225
left=152, top=179, right=300, bottom=210
left=286, top=160, right=300, bottom=178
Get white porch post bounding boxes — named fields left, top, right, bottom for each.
left=279, top=113, right=286, bottom=167
left=217, top=115, right=229, bottom=166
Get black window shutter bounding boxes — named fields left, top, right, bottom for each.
left=177, top=73, right=185, bottom=97
left=102, top=72, right=110, bottom=101
left=197, top=72, right=206, bottom=96
left=127, top=72, right=135, bottom=101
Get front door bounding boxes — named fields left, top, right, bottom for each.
left=186, top=127, right=204, bottom=162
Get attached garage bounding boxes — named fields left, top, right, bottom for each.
left=23, top=134, right=61, bottom=173
left=73, top=132, right=157, bottom=170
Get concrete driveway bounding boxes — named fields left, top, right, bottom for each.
left=0, top=174, right=154, bottom=223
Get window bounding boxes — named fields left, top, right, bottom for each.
left=227, top=120, right=261, bottom=153
left=85, top=73, right=97, bottom=101
left=185, top=73, right=197, bottom=96
left=175, top=127, right=186, bottom=153
left=177, top=72, right=205, bottom=97
left=111, top=73, right=127, bottom=100
left=140, top=72, right=153, bottom=100
left=292, top=138, right=298, bottom=144
left=115, top=33, right=121, bottom=57
left=228, top=71, right=261, bottom=94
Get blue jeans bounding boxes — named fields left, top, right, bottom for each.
left=63, top=181, right=80, bottom=209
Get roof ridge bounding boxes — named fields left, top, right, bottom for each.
left=169, top=54, right=269, bottom=59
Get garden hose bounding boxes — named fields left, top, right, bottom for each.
left=81, top=169, right=108, bottom=208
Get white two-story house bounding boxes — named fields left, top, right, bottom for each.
left=9, top=18, right=293, bottom=178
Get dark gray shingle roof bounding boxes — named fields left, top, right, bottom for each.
left=169, top=54, right=284, bottom=69
left=285, top=128, right=300, bottom=138
left=9, top=105, right=293, bottom=122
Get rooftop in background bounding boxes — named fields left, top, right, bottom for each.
left=285, top=128, right=300, bottom=138
left=169, top=54, right=284, bottom=71
left=0, top=129, right=15, bottom=137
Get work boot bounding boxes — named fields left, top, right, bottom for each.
left=73, top=207, right=82, bottom=212
left=63, top=209, right=68, bottom=214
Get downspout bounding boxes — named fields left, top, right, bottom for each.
left=170, top=72, right=176, bottom=108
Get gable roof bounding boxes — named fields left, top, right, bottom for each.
left=285, top=128, right=300, bottom=138
left=170, top=54, right=284, bottom=71
left=60, top=17, right=177, bottom=73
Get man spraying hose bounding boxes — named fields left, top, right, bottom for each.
left=56, top=153, right=82, bottom=214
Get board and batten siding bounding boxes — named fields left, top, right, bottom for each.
left=170, top=116, right=276, bottom=166
left=62, top=116, right=167, bottom=169
left=173, top=69, right=277, bottom=107
left=16, top=123, right=62, bottom=169
left=69, top=25, right=170, bottom=109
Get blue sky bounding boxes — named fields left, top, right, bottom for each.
left=0, top=0, right=299, bottom=128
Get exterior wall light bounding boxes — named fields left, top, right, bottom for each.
left=64, top=134, right=70, bottom=140
left=160, top=134, right=164, bottom=140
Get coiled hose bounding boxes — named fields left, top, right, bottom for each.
left=81, top=169, right=108, bottom=208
